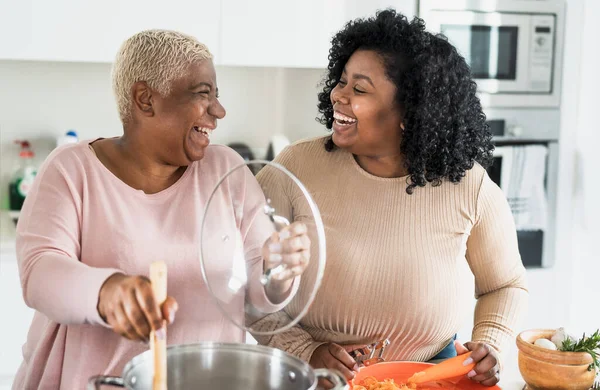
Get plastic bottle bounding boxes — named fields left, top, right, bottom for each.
left=56, top=130, right=78, bottom=148
left=9, top=140, right=37, bottom=211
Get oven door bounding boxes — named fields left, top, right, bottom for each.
left=427, top=10, right=531, bottom=93
left=488, top=146, right=513, bottom=194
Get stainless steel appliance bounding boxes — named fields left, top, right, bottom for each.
left=419, top=0, right=566, bottom=108
left=88, top=343, right=347, bottom=390
left=419, top=1, right=565, bottom=268
left=483, top=108, right=560, bottom=268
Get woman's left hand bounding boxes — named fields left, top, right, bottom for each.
left=455, top=341, right=501, bottom=387
left=262, top=222, right=310, bottom=300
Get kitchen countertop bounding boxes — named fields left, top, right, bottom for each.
left=0, top=378, right=527, bottom=390
left=497, top=380, right=526, bottom=390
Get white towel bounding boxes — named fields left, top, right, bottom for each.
left=494, top=145, right=548, bottom=231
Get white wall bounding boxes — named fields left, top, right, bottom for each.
left=566, top=0, right=600, bottom=333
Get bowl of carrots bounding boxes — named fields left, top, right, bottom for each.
left=350, top=361, right=501, bottom=390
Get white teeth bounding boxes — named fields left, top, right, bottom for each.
left=333, top=112, right=356, bottom=123
left=194, top=127, right=213, bottom=139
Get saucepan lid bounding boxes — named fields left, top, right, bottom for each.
left=199, top=159, right=326, bottom=335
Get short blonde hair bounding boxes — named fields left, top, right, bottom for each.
left=112, top=29, right=213, bottom=123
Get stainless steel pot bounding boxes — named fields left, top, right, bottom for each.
left=88, top=342, right=348, bottom=390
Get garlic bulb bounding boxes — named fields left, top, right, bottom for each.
left=534, top=338, right=558, bottom=350
left=551, top=327, right=574, bottom=350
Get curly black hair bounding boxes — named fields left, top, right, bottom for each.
left=317, top=9, right=494, bottom=194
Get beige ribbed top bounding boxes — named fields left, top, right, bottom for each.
left=251, top=136, right=528, bottom=365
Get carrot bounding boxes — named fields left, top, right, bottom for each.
left=407, top=352, right=475, bottom=385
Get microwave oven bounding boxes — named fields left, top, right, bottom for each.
left=419, top=0, right=565, bottom=108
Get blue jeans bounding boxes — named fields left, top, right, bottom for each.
left=428, top=334, right=457, bottom=363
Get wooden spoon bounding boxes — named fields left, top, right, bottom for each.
left=150, top=261, right=167, bottom=390
left=408, top=352, right=476, bottom=385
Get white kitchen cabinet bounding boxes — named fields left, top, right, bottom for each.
left=0, top=0, right=417, bottom=67
left=344, top=0, right=417, bottom=22
left=219, top=0, right=345, bottom=68
left=0, top=0, right=221, bottom=63
left=219, top=0, right=418, bottom=68
left=0, top=250, right=34, bottom=387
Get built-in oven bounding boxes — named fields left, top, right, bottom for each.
left=419, top=0, right=566, bottom=107
left=482, top=108, right=560, bottom=268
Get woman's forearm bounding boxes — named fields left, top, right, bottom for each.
left=18, top=245, right=121, bottom=326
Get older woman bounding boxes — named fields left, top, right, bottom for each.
left=252, top=9, right=527, bottom=388
left=12, top=30, right=310, bottom=389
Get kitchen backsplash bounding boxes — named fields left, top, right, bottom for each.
left=0, top=60, right=328, bottom=209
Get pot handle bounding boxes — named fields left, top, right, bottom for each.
left=87, top=375, right=126, bottom=389
left=314, top=368, right=349, bottom=390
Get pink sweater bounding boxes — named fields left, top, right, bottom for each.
left=12, top=140, right=295, bottom=389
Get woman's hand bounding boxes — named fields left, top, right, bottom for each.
left=310, top=343, right=358, bottom=389
left=455, top=340, right=501, bottom=386
left=97, top=273, right=178, bottom=342
left=263, top=222, right=311, bottom=302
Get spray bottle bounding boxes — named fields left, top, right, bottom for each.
left=9, top=140, right=37, bottom=211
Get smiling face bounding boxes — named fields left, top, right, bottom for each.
left=131, top=59, right=226, bottom=166
left=330, top=49, right=404, bottom=157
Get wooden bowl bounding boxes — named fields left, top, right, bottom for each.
left=517, top=329, right=596, bottom=390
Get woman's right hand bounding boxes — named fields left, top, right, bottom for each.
left=310, top=343, right=358, bottom=388
left=97, top=273, right=178, bottom=342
